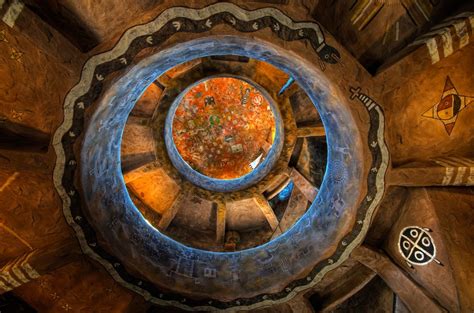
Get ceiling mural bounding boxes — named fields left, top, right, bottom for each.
left=171, top=76, right=276, bottom=180
left=2, top=0, right=473, bottom=312
left=51, top=3, right=387, bottom=310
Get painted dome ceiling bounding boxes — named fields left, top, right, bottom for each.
left=121, top=56, right=324, bottom=252
left=171, top=76, right=277, bottom=180
left=0, top=1, right=473, bottom=312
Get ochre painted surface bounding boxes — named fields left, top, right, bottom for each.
left=379, top=42, right=474, bottom=165
left=128, top=168, right=180, bottom=216
left=0, top=22, right=77, bottom=135
left=172, top=77, right=276, bottom=179
left=384, top=188, right=460, bottom=312
left=429, top=188, right=474, bottom=312
left=14, top=259, right=136, bottom=312
left=0, top=167, right=71, bottom=259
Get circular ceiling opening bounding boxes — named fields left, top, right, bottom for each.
left=73, top=33, right=377, bottom=308
left=164, top=75, right=284, bottom=192
left=120, top=55, right=329, bottom=252
left=171, top=76, right=276, bottom=180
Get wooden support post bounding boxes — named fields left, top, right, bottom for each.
left=215, top=201, right=226, bottom=243
left=296, top=126, right=326, bottom=138
left=157, top=192, right=184, bottom=231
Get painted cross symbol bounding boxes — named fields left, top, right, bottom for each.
left=349, top=86, right=362, bottom=100
left=398, top=226, right=442, bottom=267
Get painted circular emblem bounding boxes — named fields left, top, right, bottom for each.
left=398, top=226, right=436, bottom=266
left=437, top=94, right=461, bottom=120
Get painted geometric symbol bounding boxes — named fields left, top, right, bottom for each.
left=398, top=226, right=440, bottom=267
left=252, top=94, right=264, bottom=106
left=422, top=76, right=474, bottom=135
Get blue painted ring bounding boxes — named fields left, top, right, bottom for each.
left=80, top=36, right=364, bottom=301
left=164, top=75, right=284, bottom=192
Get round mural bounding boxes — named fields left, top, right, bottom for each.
left=165, top=75, right=284, bottom=192
left=171, top=77, right=276, bottom=180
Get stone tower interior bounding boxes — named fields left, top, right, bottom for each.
left=0, top=0, right=473, bottom=312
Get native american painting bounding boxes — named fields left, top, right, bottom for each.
left=172, top=77, right=276, bottom=179
left=398, top=226, right=441, bottom=267
left=422, top=76, right=473, bottom=135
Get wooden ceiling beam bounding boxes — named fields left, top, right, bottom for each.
left=157, top=191, right=185, bottom=231
left=254, top=194, right=282, bottom=236
left=0, top=239, right=81, bottom=294
left=287, top=295, right=314, bottom=313
left=389, top=157, right=474, bottom=187
left=296, top=126, right=326, bottom=138
left=121, top=152, right=157, bottom=181
left=290, top=168, right=319, bottom=202
left=122, top=159, right=161, bottom=184
left=313, top=263, right=377, bottom=312
left=271, top=185, right=308, bottom=240
left=352, top=245, right=447, bottom=313
left=0, top=120, right=50, bottom=153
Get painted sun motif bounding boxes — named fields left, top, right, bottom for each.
left=422, top=76, right=473, bottom=135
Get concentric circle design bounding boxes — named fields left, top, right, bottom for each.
left=164, top=75, right=284, bottom=192
left=52, top=3, right=388, bottom=311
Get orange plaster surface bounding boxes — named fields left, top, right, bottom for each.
left=172, top=77, right=276, bottom=179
